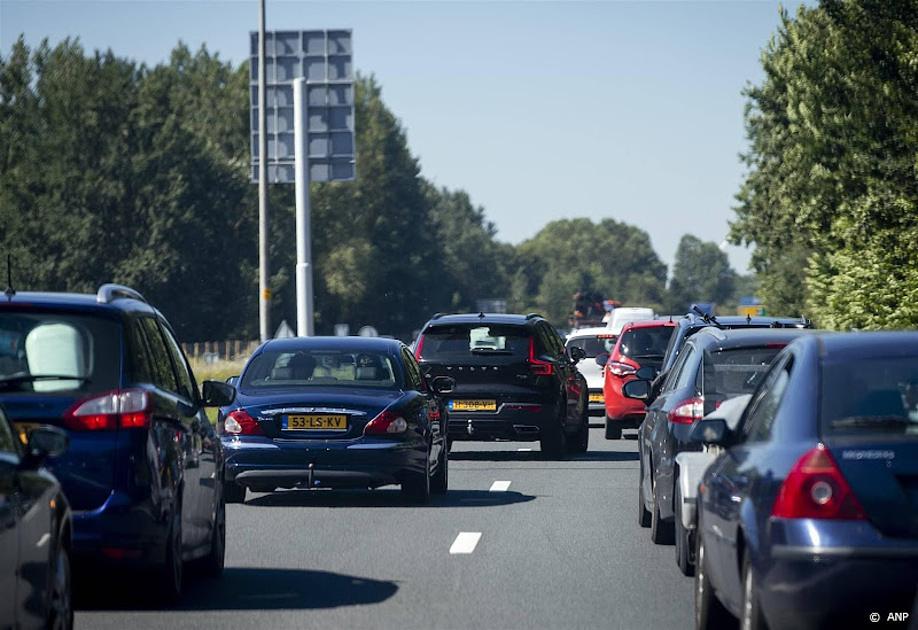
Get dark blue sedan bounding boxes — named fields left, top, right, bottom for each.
left=694, top=332, right=918, bottom=629
left=221, top=337, right=451, bottom=504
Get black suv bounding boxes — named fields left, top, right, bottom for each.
left=0, top=284, right=235, bottom=600
left=414, top=313, right=589, bottom=458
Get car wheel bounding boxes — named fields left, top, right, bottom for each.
left=637, top=458, right=651, bottom=528
left=431, top=443, right=449, bottom=494
left=47, top=540, right=72, bottom=630
left=156, top=507, right=183, bottom=603
left=740, top=550, right=767, bottom=630
left=675, top=480, right=694, bottom=576
left=224, top=481, right=246, bottom=504
left=605, top=416, right=622, bottom=440
left=540, top=402, right=568, bottom=459
left=694, top=524, right=735, bottom=630
left=570, top=406, right=589, bottom=453
left=650, top=477, right=675, bottom=545
left=202, top=489, right=226, bottom=578
left=402, top=452, right=431, bottom=504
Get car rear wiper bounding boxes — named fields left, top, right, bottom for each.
left=0, top=373, right=90, bottom=389
left=469, top=348, right=513, bottom=354
left=831, top=415, right=914, bottom=430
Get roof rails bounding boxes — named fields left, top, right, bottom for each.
left=430, top=312, right=445, bottom=320
left=525, top=313, right=543, bottom=320
left=96, top=283, right=148, bottom=305
left=690, top=304, right=723, bottom=329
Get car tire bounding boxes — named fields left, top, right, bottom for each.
left=650, top=477, right=675, bottom=545
left=570, top=406, right=589, bottom=453
left=47, top=539, right=73, bottom=630
left=637, top=459, right=651, bottom=528
left=156, top=507, right=183, bottom=603
left=694, top=522, right=735, bottom=630
left=740, top=550, right=767, bottom=630
left=402, top=453, right=431, bottom=504
left=431, top=443, right=449, bottom=494
left=540, top=403, right=568, bottom=459
left=201, top=489, right=226, bottom=578
left=224, top=481, right=246, bottom=504
left=605, top=416, right=622, bottom=440
left=675, top=480, right=694, bottom=576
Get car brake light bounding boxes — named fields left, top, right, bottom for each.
left=414, top=334, right=425, bottom=360
left=772, top=445, right=866, bottom=520
left=364, top=409, right=408, bottom=435
left=63, top=389, right=150, bottom=431
left=607, top=361, right=637, bottom=377
left=667, top=397, right=703, bottom=424
left=528, top=338, right=554, bottom=376
left=224, top=409, right=264, bottom=436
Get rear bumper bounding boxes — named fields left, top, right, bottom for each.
left=757, top=520, right=918, bottom=629
left=447, top=405, right=555, bottom=442
left=71, top=491, right=168, bottom=567
left=603, top=377, right=646, bottom=423
left=223, top=435, right=427, bottom=490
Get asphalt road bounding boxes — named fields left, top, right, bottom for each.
left=75, top=426, right=693, bottom=630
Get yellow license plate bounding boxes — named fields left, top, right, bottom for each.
left=284, top=414, right=347, bottom=431
left=13, top=422, right=43, bottom=445
left=589, top=393, right=604, bottom=403
left=449, top=399, right=497, bottom=412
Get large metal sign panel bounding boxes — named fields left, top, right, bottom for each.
left=250, top=30, right=355, bottom=183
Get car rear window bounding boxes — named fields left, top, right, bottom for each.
left=419, top=324, right=530, bottom=363
left=566, top=335, right=615, bottom=358
left=821, top=357, right=918, bottom=437
left=0, top=311, right=121, bottom=394
left=703, top=346, right=784, bottom=399
left=241, top=349, right=401, bottom=390
left=619, top=327, right=674, bottom=360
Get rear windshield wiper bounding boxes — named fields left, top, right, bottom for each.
left=469, top=348, right=513, bottom=355
left=0, top=373, right=90, bottom=389
left=831, top=415, right=914, bottom=430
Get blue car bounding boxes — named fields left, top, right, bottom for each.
left=693, top=332, right=918, bottom=629
left=221, top=337, right=451, bottom=504
left=0, top=284, right=235, bottom=600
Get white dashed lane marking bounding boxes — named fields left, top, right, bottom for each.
left=517, top=448, right=532, bottom=452
left=449, top=532, right=482, bottom=555
left=489, top=481, right=511, bottom=492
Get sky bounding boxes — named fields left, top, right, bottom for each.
left=1, top=0, right=807, bottom=274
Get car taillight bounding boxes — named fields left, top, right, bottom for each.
left=528, top=338, right=554, bottom=376
left=63, top=389, right=150, bottom=431
left=224, top=409, right=264, bottom=436
left=667, top=397, right=703, bottom=424
left=414, top=334, right=425, bottom=360
left=772, top=445, right=866, bottom=520
left=607, top=361, right=637, bottom=377
left=364, top=409, right=408, bottom=435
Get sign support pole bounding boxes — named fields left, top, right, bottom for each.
left=293, top=77, right=315, bottom=337
left=257, top=0, right=271, bottom=341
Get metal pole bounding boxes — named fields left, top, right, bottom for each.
left=257, top=0, right=271, bottom=342
left=293, top=77, right=315, bottom=337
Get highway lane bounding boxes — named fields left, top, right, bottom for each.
left=75, top=427, right=693, bottom=630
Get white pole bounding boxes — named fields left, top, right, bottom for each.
left=293, top=77, right=315, bottom=337
left=257, top=0, right=270, bottom=342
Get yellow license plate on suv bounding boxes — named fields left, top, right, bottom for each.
left=449, top=399, right=497, bottom=412
left=284, top=414, right=347, bottom=431
left=589, top=393, right=604, bottom=403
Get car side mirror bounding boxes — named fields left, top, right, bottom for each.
left=622, top=379, right=651, bottom=401
left=568, top=346, right=586, bottom=363
left=22, top=426, right=68, bottom=469
left=594, top=352, right=610, bottom=367
left=202, top=380, right=236, bottom=407
left=690, top=418, right=730, bottom=445
left=635, top=366, right=657, bottom=380
left=430, top=376, right=456, bottom=395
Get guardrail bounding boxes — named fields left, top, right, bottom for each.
left=182, top=340, right=260, bottom=364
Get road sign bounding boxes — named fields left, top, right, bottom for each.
left=249, top=30, right=355, bottom=184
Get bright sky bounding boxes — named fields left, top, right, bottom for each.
left=1, top=0, right=805, bottom=274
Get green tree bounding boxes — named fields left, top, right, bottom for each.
left=666, top=235, right=737, bottom=314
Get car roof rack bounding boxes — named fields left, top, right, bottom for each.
left=96, top=283, right=148, bottom=305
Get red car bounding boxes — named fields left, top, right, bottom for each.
left=602, top=319, right=676, bottom=439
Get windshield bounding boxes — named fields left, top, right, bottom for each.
left=419, top=324, right=530, bottom=363
left=821, top=357, right=918, bottom=436
left=241, top=349, right=401, bottom=390
left=566, top=335, right=615, bottom=358
left=703, top=346, right=784, bottom=400
left=0, top=312, right=121, bottom=394
left=619, top=327, right=674, bottom=360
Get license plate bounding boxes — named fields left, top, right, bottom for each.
left=589, top=393, right=604, bottom=403
left=449, top=399, right=497, bottom=412
left=283, top=414, right=348, bottom=431
left=13, top=422, right=42, bottom=445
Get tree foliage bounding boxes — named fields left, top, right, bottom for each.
left=731, top=0, right=918, bottom=328
left=666, top=235, right=736, bottom=313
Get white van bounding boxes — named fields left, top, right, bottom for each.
left=606, top=307, right=655, bottom=336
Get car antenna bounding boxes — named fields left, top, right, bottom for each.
left=746, top=314, right=752, bottom=324
left=478, top=311, right=485, bottom=319
left=3, top=254, right=14, bottom=301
